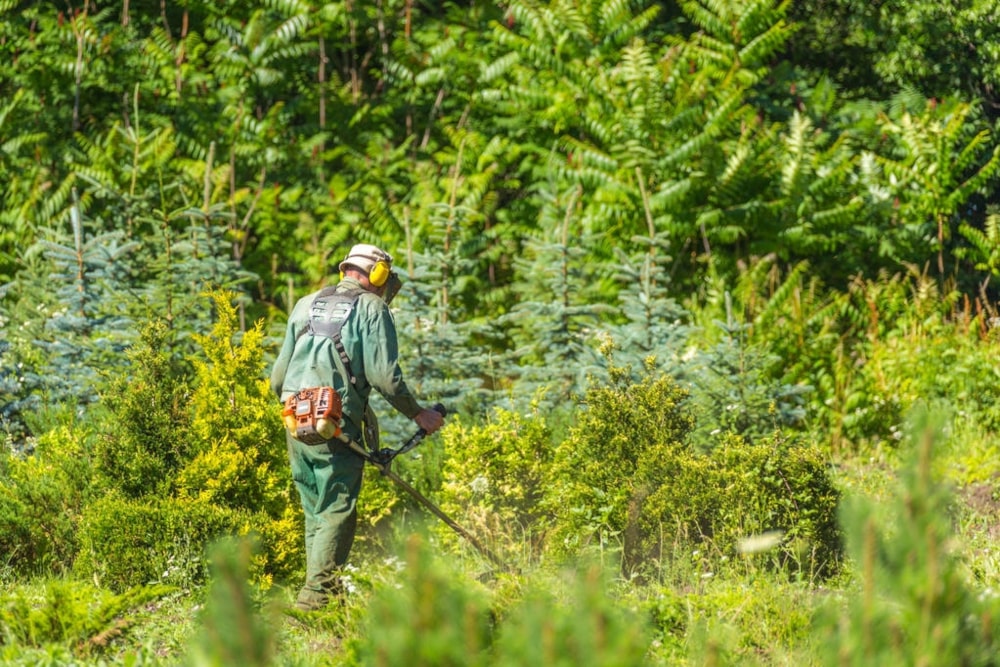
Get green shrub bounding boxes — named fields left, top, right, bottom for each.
left=436, top=406, right=554, bottom=562
left=491, top=565, right=650, bottom=667
left=179, top=291, right=290, bottom=519
left=0, top=578, right=173, bottom=658
left=356, top=534, right=493, bottom=667
left=631, top=433, right=842, bottom=579
left=544, top=363, right=841, bottom=579
left=74, top=492, right=245, bottom=592
left=707, top=433, right=840, bottom=576
left=815, top=408, right=1000, bottom=665
left=0, top=425, right=94, bottom=577
left=93, top=320, right=192, bottom=499
left=544, top=363, right=694, bottom=565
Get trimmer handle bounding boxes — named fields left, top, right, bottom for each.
left=382, top=403, right=446, bottom=463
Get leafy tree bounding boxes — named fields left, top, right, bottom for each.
left=788, top=0, right=1000, bottom=119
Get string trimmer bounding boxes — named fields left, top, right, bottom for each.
left=337, top=404, right=505, bottom=569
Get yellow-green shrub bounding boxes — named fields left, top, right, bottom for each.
left=74, top=492, right=246, bottom=592
left=544, top=363, right=841, bottom=578
left=169, top=291, right=300, bottom=581
left=435, top=406, right=554, bottom=561
left=180, top=291, right=290, bottom=519
left=543, top=364, right=694, bottom=565
left=640, top=433, right=842, bottom=577
left=0, top=426, right=93, bottom=576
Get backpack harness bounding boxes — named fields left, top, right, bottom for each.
left=296, top=285, right=365, bottom=385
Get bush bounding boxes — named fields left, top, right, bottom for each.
left=544, top=363, right=841, bottom=578
left=179, top=291, right=290, bottom=519
left=93, top=321, right=192, bottom=500
left=0, top=426, right=94, bottom=577
left=74, top=492, right=245, bottom=592
left=815, top=408, right=1000, bottom=664
left=642, top=432, right=842, bottom=578
left=544, top=363, right=694, bottom=566
left=436, top=406, right=554, bottom=562
left=356, top=534, right=493, bottom=667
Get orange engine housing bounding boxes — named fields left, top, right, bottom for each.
left=282, top=386, right=342, bottom=444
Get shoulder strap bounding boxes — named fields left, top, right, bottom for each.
left=296, top=286, right=365, bottom=385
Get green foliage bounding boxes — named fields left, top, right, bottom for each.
left=789, top=0, right=1000, bottom=113
left=0, top=579, right=174, bottom=658
left=74, top=491, right=244, bottom=593
left=699, top=432, right=841, bottom=576
left=503, top=183, right=613, bottom=410
left=70, top=292, right=300, bottom=592
left=815, top=408, right=1000, bottom=665
left=176, top=291, right=289, bottom=518
left=94, top=321, right=192, bottom=499
left=5, top=1, right=1000, bottom=663
left=545, top=360, right=840, bottom=578
left=173, top=291, right=298, bottom=583
left=543, top=361, right=694, bottom=563
left=437, top=406, right=554, bottom=563
left=681, top=292, right=812, bottom=449
left=186, top=537, right=277, bottom=667
left=0, top=425, right=94, bottom=577
left=492, top=565, right=650, bottom=666
left=357, top=534, right=493, bottom=667
left=874, top=100, right=1000, bottom=281
left=605, top=232, right=692, bottom=370
left=19, top=192, right=139, bottom=409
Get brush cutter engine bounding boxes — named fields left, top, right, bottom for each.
left=282, top=386, right=342, bottom=444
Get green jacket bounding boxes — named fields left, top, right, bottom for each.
left=270, top=277, right=422, bottom=440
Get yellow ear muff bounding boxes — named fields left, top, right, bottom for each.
left=369, top=260, right=390, bottom=287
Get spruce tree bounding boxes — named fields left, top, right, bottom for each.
left=604, top=232, right=691, bottom=374
left=680, top=292, right=810, bottom=449
left=502, top=185, right=611, bottom=413
left=7, top=191, right=139, bottom=419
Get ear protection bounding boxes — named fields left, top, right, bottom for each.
left=339, top=245, right=393, bottom=287
left=368, top=259, right=391, bottom=287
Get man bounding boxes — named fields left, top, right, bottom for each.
left=270, top=243, right=444, bottom=611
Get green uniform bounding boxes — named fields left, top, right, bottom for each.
left=270, top=277, right=421, bottom=610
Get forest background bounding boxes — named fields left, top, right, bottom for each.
left=4, top=0, right=1000, bottom=664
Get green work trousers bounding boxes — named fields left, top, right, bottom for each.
left=286, top=431, right=365, bottom=610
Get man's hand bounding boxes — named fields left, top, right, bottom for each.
left=414, top=408, right=445, bottom=435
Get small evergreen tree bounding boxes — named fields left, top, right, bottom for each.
left=502, top=185, right=610, bottom=412
left=174, top=290, right=289, bottom=518
left=93, top=320, right=191, bottom=499
left=681, top=292, right=811, bottom=450
left=17, top=191, right=139, bottom=412
left=604, top=232, right=692, bottom=374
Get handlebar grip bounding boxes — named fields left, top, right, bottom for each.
left=431, top=403, right=447, bottom=417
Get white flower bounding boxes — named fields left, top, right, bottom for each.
left=470, top=475, right=489, bottom=495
